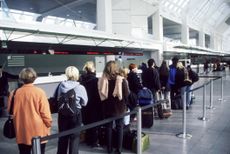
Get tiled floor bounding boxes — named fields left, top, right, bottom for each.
left=0, top=70, right=230, bottom=154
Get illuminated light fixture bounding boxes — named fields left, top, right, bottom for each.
left=48, top=49, right=55, bottom=55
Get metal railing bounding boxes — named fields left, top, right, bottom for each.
left=177, top=75, right=223, bottom=139
left=32, top=100, right=163, bottom=154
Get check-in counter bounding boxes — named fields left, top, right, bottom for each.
left=34, top=74, right=67, bottom=98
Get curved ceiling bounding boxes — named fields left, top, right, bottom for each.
left=144, top=0, right=230, bottom=36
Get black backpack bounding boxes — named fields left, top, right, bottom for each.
left=190, top=70, right=199, bottom=83
left=58, top=88, right=78, bottom=117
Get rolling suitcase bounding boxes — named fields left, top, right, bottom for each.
left=137, top=87, right=154, bottom=128
left=142, top=107, right=154, bottom=128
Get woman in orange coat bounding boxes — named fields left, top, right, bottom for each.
left=7, top=67, right=52, bottom=154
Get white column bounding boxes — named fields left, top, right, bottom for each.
left=199, top=30, right=205, bottom=47
left=96, top=0, right=112, bottom=33
left=210, top=32, right=215, bottom=50
left=152, top=10, right=163, bottom=41
left=181, top=17, right=189, bottom=45
left=151, top=49, right=163, bottom=66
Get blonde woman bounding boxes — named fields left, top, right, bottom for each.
left=80, top=61, right=101, bottom=147
left=98, top=61, right=129, bottom=154
left=7, top=67, right=52, bottom=154
left=57, top=66, right=88, bottom=154
left=175, top=62, right=191, bottom=109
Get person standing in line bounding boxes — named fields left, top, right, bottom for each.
left=159, top=60, right=171, bottom=107
left=168, top=56, right=179, bottom=101
left=127, top=63, right=143, bottom=95
left=175, top=62, right=192, bottom=109
left=98, top=61, right=129, bottom=154
left=57, top=66, right=88, bottom=154
left=0, top=65, right=19, bottom=116
left=79, top=61, right=102, bottom=148
left=142, top=58, right=161, bottom=100
left=7, top=67, right=52, bottom=154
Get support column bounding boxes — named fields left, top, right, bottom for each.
left=210, top=32, right=215, bottom=50
left=199, top=30, right=205, bottom=47
left=151, top=48, right=163, bottom=66
left=152, top=10, right=163, bottom=42
left=181, top=17, right=189, bottom=45
left=96, top=0, right=112, bottom=33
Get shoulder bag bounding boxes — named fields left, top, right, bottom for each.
left=3, top=89, right=18, bottom=139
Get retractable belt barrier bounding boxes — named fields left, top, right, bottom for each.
left=32, top=100, right=162, bottom=154
left=177, top=75, right=223, bottom=139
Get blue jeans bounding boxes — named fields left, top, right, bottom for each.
left=186, top=85, right=192, bottom=106
left=181, top=86, right=192, bottom=107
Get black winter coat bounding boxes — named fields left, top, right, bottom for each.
left=102, top=78, right=129, bottom=118
left=127, top=71, right=142, bottom=94
left=175, top=68, right=186, bottom=89
left=142, top=67, right=161, bottom=93
left=80, top=72, right=102, bottom=124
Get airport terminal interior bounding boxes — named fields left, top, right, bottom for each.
left=0, top=0, right=230, bottom=154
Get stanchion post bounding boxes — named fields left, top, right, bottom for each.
left=137, top=106, right=142, bottom=154
left=176, top=90, right=192, bottom=139
left=198, top=84, right=208, bottom=121
left=218, top=76, right=224, bottom=102
left=32, top=136, right=41, bottom=154
left=207, top=80, right=215, bottom=109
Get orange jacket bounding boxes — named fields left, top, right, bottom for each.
left=7, top=83, right=52, bottom=145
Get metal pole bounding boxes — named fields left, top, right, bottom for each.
left=32, top=136, right=41, bottom=154
left=207, top=80, right=215, bottom=109
left=182, top=91, right=186, bottom=138
left=218, top=77, right=224, bottom=102
left=198, top=84, right=208, bottom=121
left=137, top=106, right=142, bottom=154
left=176, top=89, right=192, bottom=139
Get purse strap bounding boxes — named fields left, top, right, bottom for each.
left=9, top=89, right=18, bottom=115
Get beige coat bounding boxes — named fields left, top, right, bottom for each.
left=7, top=83, right=52, bottom=145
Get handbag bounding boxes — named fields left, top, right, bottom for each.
left=3, top=89, right=18, bottom=139
left=156, top=91, right=172, bottom=119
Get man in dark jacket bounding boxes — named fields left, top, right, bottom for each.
left=0, top=65, right=19, bottom=117
left=142, top=59, right=161, bottom=100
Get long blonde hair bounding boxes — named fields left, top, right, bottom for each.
left=103, top=61, right=118, bottom=79
left=177, top=62, right=184, bottom=69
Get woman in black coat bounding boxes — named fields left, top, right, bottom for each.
left=80, top=61, right=102, bottom=147
left=98, top=61, right=129, bottom=154
left=127, top=63, right=142, bottom=95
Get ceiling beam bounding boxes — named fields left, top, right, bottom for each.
left=36, top=0, right=93, bottom=21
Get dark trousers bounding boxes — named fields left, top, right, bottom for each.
left=18, top=143, right=46, bottom=154
left=106, top=118, right=124, bottom=153
left=57, top=112, right=82, bottom=154
left=170, top=84, right=178, bottom=99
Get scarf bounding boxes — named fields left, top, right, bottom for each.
left=98, top=75, right=124, bottom=101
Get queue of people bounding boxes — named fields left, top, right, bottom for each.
left=3, top=57, right=199, bottom=154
